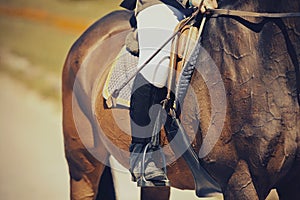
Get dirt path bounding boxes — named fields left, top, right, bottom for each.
left=0, top=74, right=69, bottom=200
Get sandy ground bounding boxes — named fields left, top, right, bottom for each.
left=0, top=74, right=278, bottom=200
left=0, top=74, right=69, bottom=200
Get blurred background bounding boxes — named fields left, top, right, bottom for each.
left=0, top=0, right=118, bottom=101
left=0, top=0, right=278, bottom=199
left=0, top=0, right=117, bottom=199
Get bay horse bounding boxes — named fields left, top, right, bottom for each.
left=62, top=0, right=300, bottom=199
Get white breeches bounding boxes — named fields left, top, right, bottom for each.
left=136, top=4, right=184, bottom=88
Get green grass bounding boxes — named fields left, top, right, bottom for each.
left=0, top=0, right=121, bottom=102
left=0, top=61, right=61, bottom=101
left=0, top=15, right=76, bottom=74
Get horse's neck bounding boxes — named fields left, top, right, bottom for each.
left=221, top=0, right=258, bottom=11
left=222, top=0, right=299, bottom=12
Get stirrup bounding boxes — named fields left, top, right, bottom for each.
left=138, top=143, right=170, bottom=187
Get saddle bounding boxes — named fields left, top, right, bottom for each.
left=102, top=19, right=199, bottom=108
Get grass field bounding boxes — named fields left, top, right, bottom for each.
left=0, top=0, right=120, bottom=101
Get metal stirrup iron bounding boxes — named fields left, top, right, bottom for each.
left=138, top=104, right=170, bottom=187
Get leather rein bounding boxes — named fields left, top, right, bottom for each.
left=208, top=8, right=300, bottom=18
left=206, top=8, right=300, bottom=107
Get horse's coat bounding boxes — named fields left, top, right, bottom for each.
left=62, top=1, right=300, bottom=199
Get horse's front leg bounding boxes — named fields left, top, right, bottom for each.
left=224, top=160, right=259, bottom=200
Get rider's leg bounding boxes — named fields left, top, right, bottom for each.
left=130, top=73, right=168, bottom=182
left=137, top=4, right=184, bottom=87
left=129, top=4, right=184, bottom=184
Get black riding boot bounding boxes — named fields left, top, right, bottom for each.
left=129, top=73, right=169, bottom=186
